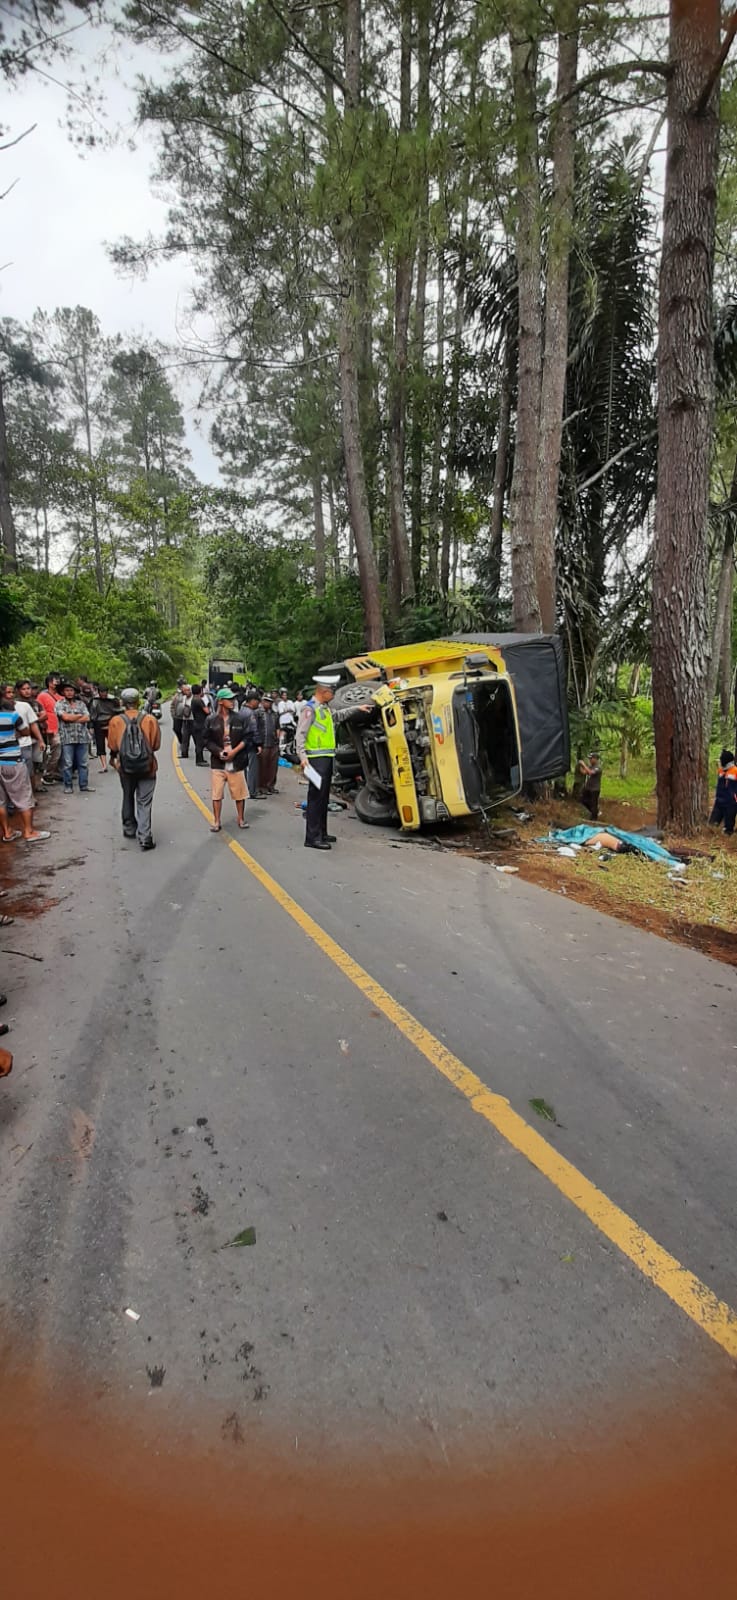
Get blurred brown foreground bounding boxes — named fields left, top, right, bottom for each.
left=3, top=1370, right=737, bottom=1598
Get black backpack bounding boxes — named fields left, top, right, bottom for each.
left=118, top=711, right=152, bottom=776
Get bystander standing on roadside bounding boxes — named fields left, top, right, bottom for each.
left=258, top=695, right=280, bottom=795
left=0, top=686, right=50, bottom=844
left=13, top=681, right=45, bottom=792
left=241, top=689, right=263, bottom=800
left=90, top=686, right=117, bottom=774
left=204, top=688, right=250, bottom=831
left=190, top=684, right=209, bottom=766
left=57, top=683, right=93, bottom=794
left=37, top=672, right=62, bottom=785
left=170, top=680, right=186, bottom=750
left=179, top=684, right=194, bottom=758
left=709, top=749, right=737, bottom=837
left=578, top=752, right=602, bottom=821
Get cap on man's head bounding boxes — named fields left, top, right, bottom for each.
left=217, top=687, right=235, bottom=701
left=121, top=687, right=140, bottom=705
left=313, top=674, right=341, bottom=687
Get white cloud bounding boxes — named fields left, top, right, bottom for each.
left=1, top=29, right=221, bottom=483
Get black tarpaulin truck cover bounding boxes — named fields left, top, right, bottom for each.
left=451, top=633, right=570, bottom=784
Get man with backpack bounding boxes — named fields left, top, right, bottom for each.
left=107, top=687, right=161, bottom=851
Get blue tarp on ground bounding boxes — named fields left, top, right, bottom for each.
left=543, top=825, right=681, bottom=865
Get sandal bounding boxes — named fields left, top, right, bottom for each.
left=209, top=823, right=221, bottom=833
left=0, top=915, right=13, bottom=927
left=24, top=831, right=50, bottom=844
left=1, top=831, right=21, bottom=844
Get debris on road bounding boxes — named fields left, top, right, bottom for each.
left=224, top=1227, right=256, bottom=1249
left=495, top=864, right=519, bottom=874
left=124, top=1308, right=141, bottom=1322
left=529, top=1097, right=558, bottom=1124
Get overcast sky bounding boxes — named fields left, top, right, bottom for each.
left=1, top=25, right=222, bottom=482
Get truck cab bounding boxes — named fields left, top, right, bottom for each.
left=325, top=635, right=569, bottom=831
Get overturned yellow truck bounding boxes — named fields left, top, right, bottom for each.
left=323, top=634, right=570, bottom=829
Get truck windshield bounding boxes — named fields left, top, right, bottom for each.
left=452, top=680, right=521, bottom=810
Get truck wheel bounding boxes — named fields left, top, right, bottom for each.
left=354, top=785, right=398, bottom=827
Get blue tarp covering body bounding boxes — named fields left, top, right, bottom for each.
left=545, top=825, right=680, bottom=865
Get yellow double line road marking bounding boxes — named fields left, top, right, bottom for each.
left=173, top=741, right=737, bottom=1361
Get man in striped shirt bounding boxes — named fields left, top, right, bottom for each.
left=0, top=686, right=50, bottom=844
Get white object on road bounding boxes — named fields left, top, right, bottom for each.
left=495, top=865, right=519, bottom=874
left=124, top=1307, right=141, bottom=1323
left=557, top=847, right=577, bottom=858
left=304, top=762, right=322, bottom=789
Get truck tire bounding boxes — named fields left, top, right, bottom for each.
left=335, top=748, right=362, bottom=779
left=354, top=784, right=398, bottom=827
left=331, top=683, right=382, bottom=714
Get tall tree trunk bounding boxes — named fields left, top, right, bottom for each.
left=427, top=245, right=445, bottom=592
left=440, top=184, right=468, bottom=595
left=489, top=331, right=513, bottom=600
left=409, top=0, right=431, bottom=591
left=327, top=478, right=341, bottom=581
left=652, top=0, right=721, bottom=832
left=719, top=567, right=733, bottom=718
left=312, top=471, right=327, bottom=597
left=81, top=355, right=105, bottom=593
left=533, top=5, right=579, bottom=634
left=337, top=0, right=384, bottom=648
left=509, top=31, right=543, bottom=633
left=706, top=462, right=736, bottom=725
left=0, top=376, right=18, bottom=574
left=387, top=0, right=415, bottom=609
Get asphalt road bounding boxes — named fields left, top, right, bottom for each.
left=1, top=715, right=736, bottom=1454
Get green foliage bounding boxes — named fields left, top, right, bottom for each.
left=203, top=520, right=364, bottom=686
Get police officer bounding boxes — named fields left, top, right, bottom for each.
left=709, top=748, right=737, bottom=836
left=296, top=675, right=371, bottom=850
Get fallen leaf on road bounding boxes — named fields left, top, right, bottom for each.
left=529, top=1097, right=557, bottom=1123
left=224, top=1227, right=256, bottom=1249
left=560, top=1253, right=575, bottom=1264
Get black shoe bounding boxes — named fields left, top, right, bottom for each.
left=123, top=829, right=137, bottom=839
left=322, top=834, right=337, bottom=844
left=305, top=840, right=331, bottom=850
left=140, top=838, right=156, bottom=851
left=196, top=761, right=208, bottom=767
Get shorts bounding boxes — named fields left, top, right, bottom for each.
left=0, top=760, right=33, bottom=811
left=211, top=767, right=248, bottom=802
left=93, top=724, right=109, bottom=756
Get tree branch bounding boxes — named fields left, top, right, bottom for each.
left=577, top=430, right=657, bottom=495
left=262, top=0, right=346, bottom=94
left=0, top=123, right=36, bottom=152
left=692, top=8, right=737, bottom=117
left=552, top=58, right=671, bottom=112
